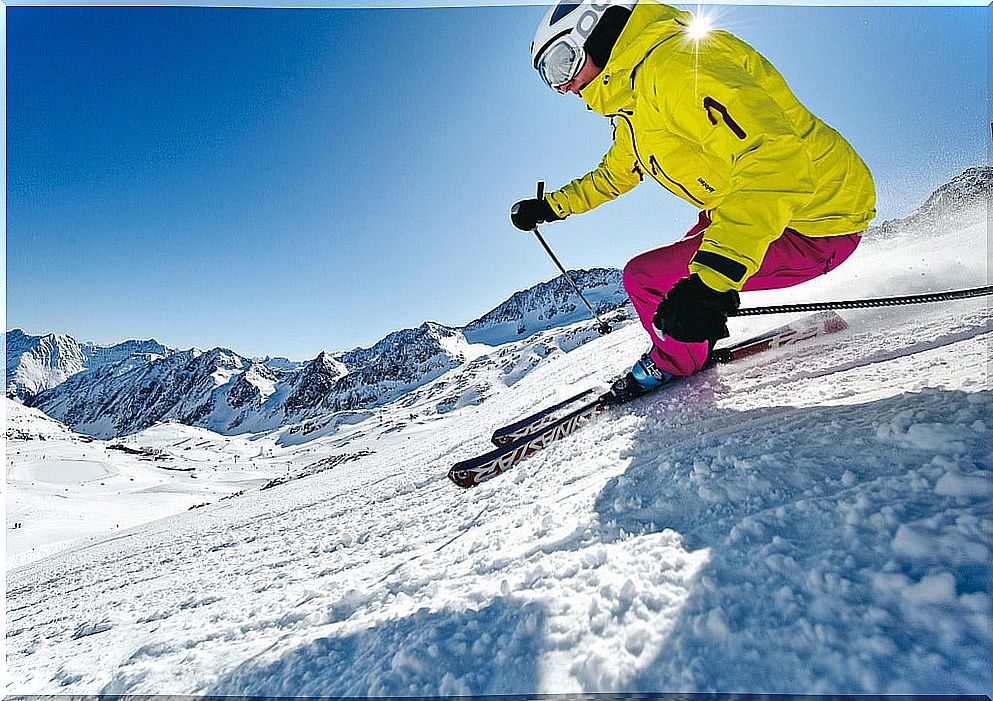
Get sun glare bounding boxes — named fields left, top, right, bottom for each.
left=686, top=13, right=713, bottom=41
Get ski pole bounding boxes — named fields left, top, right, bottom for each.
left=530, top=181, right=613, bottom=335
left=733, top=285, right=993, bottom=317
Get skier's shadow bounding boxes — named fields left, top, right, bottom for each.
left=207, top=597, right=548, bottom=696
left=593, top=369, right=790, bottom=550
left=590, top=386, right=991, bottom=691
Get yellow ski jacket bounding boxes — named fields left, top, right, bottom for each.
left=544, top=1, right=876, bottom=291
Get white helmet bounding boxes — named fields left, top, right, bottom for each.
left=530, top=1, right=636, bottom=90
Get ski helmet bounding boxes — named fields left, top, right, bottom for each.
left=531, top=0, right=635, bottom=91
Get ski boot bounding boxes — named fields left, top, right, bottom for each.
left=601, top=352, right=672, bottom=405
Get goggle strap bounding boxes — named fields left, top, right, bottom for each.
left=567, top=4, right=609, bottom=48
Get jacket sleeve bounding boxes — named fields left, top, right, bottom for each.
left=545, top=117, right=643, bottom=219
left=661, top=54, right=817, bottom=291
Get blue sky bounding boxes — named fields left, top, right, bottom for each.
left=5, top=3, right=987, bottom=360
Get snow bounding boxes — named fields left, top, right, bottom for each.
left=436, top=329, right=494, bottom=365
left=5, top=177, right=991, bottom=695
left=4, top=410, right=290, bottom=569
left=9, top=458, right=117, bottom=484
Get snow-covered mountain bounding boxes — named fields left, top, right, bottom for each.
left=31, top=347, right=261, bottom=437
left=252, top=355, right=308, bottom=375
left=462, top=267, right=628, bottom=344
left=5, top=329, right=168, bottom=401
left=20, top=278, right=630, bottom=438
left=327, top=322, right=478, bottom=413
left=873, top=165, right=989, bottom=240
left=5, top=396, right=77, bottom=442
left=6, top=166, right=990, bottom=696
left=6, top=330, right=88, bottom=400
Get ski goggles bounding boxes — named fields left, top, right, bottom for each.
left=536, top=34, right=586, bottom=91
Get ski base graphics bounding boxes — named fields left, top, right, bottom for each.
left=448, top=398, right=606, bottom=488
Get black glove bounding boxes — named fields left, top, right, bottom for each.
left=653, top=274, right=740, bottom=343
left=510, top=198, right=561, bottom=231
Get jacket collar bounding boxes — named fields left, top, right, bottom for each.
left=580, top=1, right=692, bottom=116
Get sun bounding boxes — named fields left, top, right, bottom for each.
left=686, top=12, right=713, bottom=41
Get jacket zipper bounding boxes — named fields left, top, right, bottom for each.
left=613, top=110, right=705, bottom=207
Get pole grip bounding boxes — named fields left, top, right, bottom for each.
left=536, top=180, right=545, bottom=202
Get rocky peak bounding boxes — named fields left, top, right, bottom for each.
left=873, top=166, right=991, bottom=239
left=462, top=267, right=628, bottom=345
left=6, top=330, right=87, bottom=400
left=284, top=352, right=347, bottom=417
left=227, top=362, right=278, bottom=410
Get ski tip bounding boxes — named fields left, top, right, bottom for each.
left=448, top=471, right=475, bottom=488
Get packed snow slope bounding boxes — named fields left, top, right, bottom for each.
left=5, top=169, right=990, bottom=695
left=5, top=401, right=291, bottom=569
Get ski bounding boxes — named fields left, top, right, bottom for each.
left=491, top=388, right=598, bottom=447
left=708, top=310, right=848, bottom=364
left=449, top=310, right=848, bottom=488
left=449, top=395, right=607, bottom=488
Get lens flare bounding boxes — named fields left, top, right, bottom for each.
left=686, top=13, right=713, bottom=41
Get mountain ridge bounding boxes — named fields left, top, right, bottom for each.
left=13, top=271, right=633, bottom=437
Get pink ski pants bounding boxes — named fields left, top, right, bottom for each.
left=623, top=211, right=861, bottom=376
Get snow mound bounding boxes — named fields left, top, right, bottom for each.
left=5, top=397, right=76, bottom=441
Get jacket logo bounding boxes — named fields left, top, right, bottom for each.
left=697, top=177, right=716, bottom=193
left=646, top=154, right=705, bottom=206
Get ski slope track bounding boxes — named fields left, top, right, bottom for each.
left=5, top=170, right=991, bottom=695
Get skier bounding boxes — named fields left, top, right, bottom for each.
left=512, top=0, right=876, bottom=403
